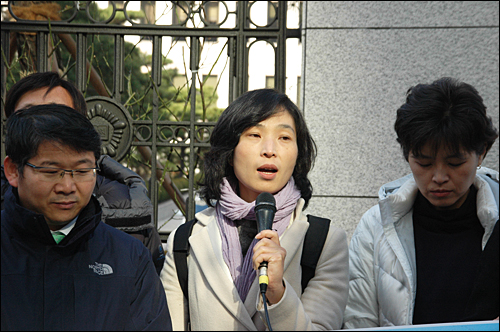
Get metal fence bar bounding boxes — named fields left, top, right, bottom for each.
left=36, top=31, right=47, bottom=72
left=150, top=35, right=162, bottom=228
left=75, top=33, right=86, bottom=93
left=188, top=36, right=200, bottom=221
left=113, top=35, right=124, bottom=101
left=276, top=2, right=288, bottom=93
left=1, top=22, right=284, bottom=38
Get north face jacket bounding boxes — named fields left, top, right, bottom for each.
left=343, top=167, right=499, bottom=328
left=1, top=155, right=165, bottom=275
left=1, top=186, right=172, bottom=331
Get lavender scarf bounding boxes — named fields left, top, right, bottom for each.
left=215, top=177, right=302, bottom=302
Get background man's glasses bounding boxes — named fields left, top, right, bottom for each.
left=25, top=162, right=99, bottom=183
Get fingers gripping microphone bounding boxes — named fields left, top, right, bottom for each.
left=255, top=192, right=276, bottom=294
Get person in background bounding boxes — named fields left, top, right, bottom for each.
left=1, top=105, right=172, bottom=330
left=1, top=71, right=165, bottom=274
left=343, top=77, right=499, bottom=328
left=160, top=89, right=349, bottom=330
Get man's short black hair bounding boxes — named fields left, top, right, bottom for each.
left=5, top=104, right=101, bottom=175
left=4, top=72, right=87, bottom=117
left=395, top=77, right=498, bottom=160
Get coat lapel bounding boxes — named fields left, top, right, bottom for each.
left=281, top=217, right=309, bottom=271
left=189, top=218, right=256, bottom=330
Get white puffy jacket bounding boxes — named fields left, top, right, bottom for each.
left=343, top=167, right=499, bottom=328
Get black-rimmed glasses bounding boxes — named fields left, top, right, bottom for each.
left=25, top=162, right=99, bottom=183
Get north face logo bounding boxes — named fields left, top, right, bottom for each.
left=89, top=262, right=114, bottom=275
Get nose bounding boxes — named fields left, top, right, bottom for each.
left=54, top=171, right=77, bottom=194
left=432, top=165, right=449, bottom=184
left=261, top=137, right=277, bottom=158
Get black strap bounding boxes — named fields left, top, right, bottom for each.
left=173, top=218, right=197, bottom=300
left=174, top=214, right=331, bottom=300
left=301, top=215, right=331, bottom=292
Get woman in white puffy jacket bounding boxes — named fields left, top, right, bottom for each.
left=343, top=78, right=499, bottom=329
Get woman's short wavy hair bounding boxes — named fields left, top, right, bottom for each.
left=200, top=89, right=317, bottom=208
left=395, top=77, right=498, bottom=160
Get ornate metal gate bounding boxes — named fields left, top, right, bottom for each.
left=1, top=1, right=301, bottom=239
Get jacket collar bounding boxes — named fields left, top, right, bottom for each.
left=4, top=186, right=102, bottom=248
left=378, top=171, right=499, bottom=248
left=378, top=176, right=418, bottom=227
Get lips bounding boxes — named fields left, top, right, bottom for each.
left=257, top=164, right=278, bottom=180
left=53, top=201, right=77, bottom=209
left=430, top=190, right=452, bottom=198
left=257, top=164, right=278, bottom=173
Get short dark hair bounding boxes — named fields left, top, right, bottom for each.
left=5, top=104, right=101, bottom=175
left=395, top=77, right=498, bottom=160
left=4, top=72, right=87, bottom=117
left=200, top=89, right=317, bottom=208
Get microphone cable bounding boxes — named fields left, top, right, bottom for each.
left=260, top=283, right=273, bottom=331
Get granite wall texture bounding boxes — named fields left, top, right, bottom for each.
left=301, top=1, right=499, bottom=241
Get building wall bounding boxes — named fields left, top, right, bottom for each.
left=301, top=1, right=499, bottom=241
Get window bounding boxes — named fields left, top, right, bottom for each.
left=267, top=2, right=278, bottom=28
left=202, top=75, right=218, bottom=89
left=203, top=1, right=219, bottom=42
left=203, top=2, right=219, bottom=25
left=265, top=76, right=275, bottom=89
left=172, top=1, right=191, bottom=25
left=172, top=1, right=194, bottom=41
left=266, top=2, right=278, bottom=43
left=173, top=75, right=188, bottom=89
left=141, top=2, right=156, bottom=24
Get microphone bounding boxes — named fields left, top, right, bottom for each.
left=255, top=192, right=276, bottom=294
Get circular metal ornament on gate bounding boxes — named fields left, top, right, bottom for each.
left=85, top=96, right=133, bottom=162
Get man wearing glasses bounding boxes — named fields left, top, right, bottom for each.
left=1, top=72, right=165, bottom=276
left=1, top=104, right=172, bottom=330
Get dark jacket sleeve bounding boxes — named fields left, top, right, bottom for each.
left=1, top=165, right=8, bottom=211
left=128, top=228, right=166, bottom=275
left=94, top=156, right=165, bottom=275
left=95, top=155, right=153, bottom=229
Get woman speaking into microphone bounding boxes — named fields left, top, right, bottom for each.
left=160, top=89, right=349, bottom=330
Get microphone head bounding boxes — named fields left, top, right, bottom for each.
left=255, top=192, right=276, bottom=213
left=255, top=192, right=276, bottom=232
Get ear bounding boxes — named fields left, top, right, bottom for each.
left=478, top=145, right=487, bottom=166
left=3, top=156, right=20, bottom=188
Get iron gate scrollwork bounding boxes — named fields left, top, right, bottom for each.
left=1, top=1, right=301, bottom=240
left=86, top=96, right=134, bottom=161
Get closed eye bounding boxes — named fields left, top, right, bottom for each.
left=74, top=169, right=92, bottom=175
left=39, top=170, right=60, bottom=174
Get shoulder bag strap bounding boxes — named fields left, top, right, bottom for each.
left=301, top=215, right=331, bottom=293
left=173, top=218, right=197, bottom=300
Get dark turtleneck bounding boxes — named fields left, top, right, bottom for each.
left=412, top=185, right=484, bottom=325
left=233, top=219, right=258, bottom=257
